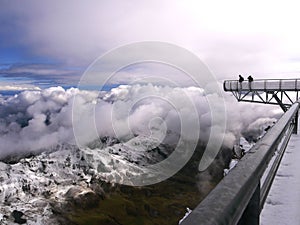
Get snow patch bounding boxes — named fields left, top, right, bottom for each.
left=178, top=207, right=192, bottom=224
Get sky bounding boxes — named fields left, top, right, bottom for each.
left=0, top=0, right=288, bottom=189
left=1, top=0, right=300, bottom=88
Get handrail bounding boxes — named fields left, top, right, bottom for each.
left=225, top=78, right=300, bottom=82
left=224, top=78, right=300, bottom=92
left=260, top=123, right=294, bottom=210
left=181, top=100, right=300, bottom=225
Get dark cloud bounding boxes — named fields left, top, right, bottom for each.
left=0, top=63, right=82, bottom=86
left=0, top=0, right=300, bottom=82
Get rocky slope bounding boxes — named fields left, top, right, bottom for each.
left=0, top=126, right=271, bottom=225
left=0, top=135, right=178, bottom=225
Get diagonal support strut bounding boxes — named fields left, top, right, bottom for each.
left=272, top=93, right=288, bottom=112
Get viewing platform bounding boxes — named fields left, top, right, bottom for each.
left=224, top=78, right=300, bottom=92
left=224, top=78, right=300, bottom=112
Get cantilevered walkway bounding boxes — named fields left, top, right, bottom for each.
left=224, top=78, right=300, bottom=112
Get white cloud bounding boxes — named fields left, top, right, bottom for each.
left=0, top=85, right=40, bottom=91
left=0, top=84, right=281, bottom=158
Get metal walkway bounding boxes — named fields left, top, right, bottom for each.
left=224, top=79, right=300, bottom=92
left=181, top=78, right=300, bottom=225
left=224, top=78, right=300, bottom=112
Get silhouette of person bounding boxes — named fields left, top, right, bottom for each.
left=239, top=75, right=244, bottom=82
left=247, top=75, right=253, bottom=90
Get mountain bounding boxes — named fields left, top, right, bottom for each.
left=0, top=121, right=273, bottom=224
left=0, top=135, right=183, bottom=224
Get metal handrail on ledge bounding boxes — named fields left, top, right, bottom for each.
left=223, top=78, right=300, bottom=92
left=181, top=100, right=300, bottom=225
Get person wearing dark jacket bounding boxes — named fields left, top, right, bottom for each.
left=239, top=75, right=244, bottom=82
left=248, top=75, right=254, bottom=90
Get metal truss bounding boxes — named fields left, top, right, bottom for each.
left=224, top=78, right=300, bottom=133
left=232, top=90, right=299, bottom=112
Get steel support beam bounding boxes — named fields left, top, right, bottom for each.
left=237, top=183, right=260, bottom=225
left=273, top=93, right=288, bottom=112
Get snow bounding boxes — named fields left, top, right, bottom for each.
left=223, top=159, right=239, bottom=176
left=260, top=131, right=300, bottom=225
left=0, top=134, right=178, bottom=224
left=178, top=208, right=192, bottom=224
left=240, top=136, right=254, bottom=153
left=223, top=137, right=254, bottom=176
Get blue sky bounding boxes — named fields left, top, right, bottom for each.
left=1, top=0, right=300, bottom=89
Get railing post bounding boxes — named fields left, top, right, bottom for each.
left=237, top=182, right=260, bottom=225
left=293, top=110, right=298, bottom=134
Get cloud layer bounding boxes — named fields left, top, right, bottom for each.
left=0, top=84, right=281, bottom=159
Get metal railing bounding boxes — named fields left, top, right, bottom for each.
left=181, top=100, right=300, bottom=225
left=224, top=78, right=300, bottom=92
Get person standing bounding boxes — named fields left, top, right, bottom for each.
left=248, top=75, right=253, bottom=82
left=239, top=75, right=244, bottom=82
left=238, top=75, right=244, bottom=89
left=248, top=75, right=254, bottom=90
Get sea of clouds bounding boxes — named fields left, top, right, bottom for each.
left=0, top=84, right=281, bottom=159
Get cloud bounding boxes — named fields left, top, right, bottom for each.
left=0, top=84, right=40, bottom=91
left=89, top=61, right=203, bottom=87
left=0, top=64, right=81, bottom=86
left=0, top=84, right=281, bottom=159
left=1, top=0, right=300, bottom=82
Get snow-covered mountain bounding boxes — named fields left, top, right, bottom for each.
left=0, top=85, right=280, bottom=224
left=0, top=135, right=176, bottom=225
